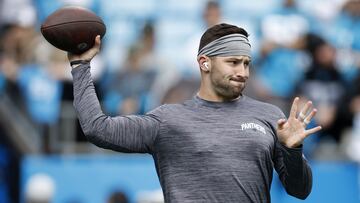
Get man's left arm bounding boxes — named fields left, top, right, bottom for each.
left=274, top=141, right=312, bottom=199
left=274, top=97, right=322, bottom=199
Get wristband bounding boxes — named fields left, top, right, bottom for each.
left=70, top=60, right=90, bottom=66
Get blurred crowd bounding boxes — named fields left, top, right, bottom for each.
left=1, top=0, right=360, bottom=158
left=1, top=0, right=360, bottom=201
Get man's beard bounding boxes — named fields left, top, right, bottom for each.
left=211, top=75, right=246, bottom=100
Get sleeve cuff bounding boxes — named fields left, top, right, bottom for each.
left=71, top=63, right=90, bottom=75
left=279, top=143, right=304, bottom=158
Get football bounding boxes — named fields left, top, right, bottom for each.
left=40, top=6, right=106, bottom=54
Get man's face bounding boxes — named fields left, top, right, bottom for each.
left=209, top=56, right=250, bottom=100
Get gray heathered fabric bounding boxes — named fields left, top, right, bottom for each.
left=197, top=33, right=251, bottom=57
left=72, top=64, right=312, bottom=203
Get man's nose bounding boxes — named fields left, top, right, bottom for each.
left=235, top=64, right=249, bottom=78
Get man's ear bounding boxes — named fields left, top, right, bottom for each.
left=198, top=55, right=210, bottom=72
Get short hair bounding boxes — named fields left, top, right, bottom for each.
left=198, top=23, right=249, bottom=53
left=304, top=33, right=326, bottom=55
left=206, top=0, right=220, bottom=10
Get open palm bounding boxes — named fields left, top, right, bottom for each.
left=277, top=97, right=322, bottom=148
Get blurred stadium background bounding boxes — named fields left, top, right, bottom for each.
left=0, top=0, right=360, bottom=202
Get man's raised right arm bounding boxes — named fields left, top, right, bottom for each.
left=69, top=36, right=161, bottom=154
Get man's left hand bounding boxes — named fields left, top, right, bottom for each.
left=277, top=97, right=322, bottom=148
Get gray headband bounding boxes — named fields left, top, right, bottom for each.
left=197, top=33, right=251, bottom=57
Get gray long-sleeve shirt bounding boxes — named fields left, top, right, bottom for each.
left=72, top=64, right=312, bottom=203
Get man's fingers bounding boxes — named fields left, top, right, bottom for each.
left=277, top=119, right=287, bottom=128
left=90, top=35, right=101, bottom=53
left=81, top=35, right=101, bottom=61
left=303, top=109, right=317, bottom=125
left=298, top=101, right=312, bottom=121
left=289, top=97, right=299, bottom=119
left=94, top=35, right=101, bottom=48
left=67, top=35, right=101, bottom=63
left=305, top=126, right=322, bottom=137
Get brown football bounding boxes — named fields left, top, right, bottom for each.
left=40, top=6, right=106, bottom=54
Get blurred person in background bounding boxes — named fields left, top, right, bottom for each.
left=107, top=190, right=129, bottom=203
left=328, top=0, right=360, bottom=83
left=170, top=0, right=223, bottom=104
left=134, top=22, right=178, bottom=106
left=338, top=0, right=360, bottom=52
left=1, top=24, right=63, bottom=152
left=160, top=77, right=199, bottom=104
left=295, top=33, right=347, bottom=158
left=0, top=25, right=29, bottom=108
left=103, top=22, right=175, bottom=115
left=0, top=1, right=38, bottom=110
left=261, top=0, right=310, bottom=48
left=183, top=0, right=222, bottom=77
left=103, top=44, right=157, bottom=115
left=67, top=23, right=322, bottom=202
left=298, top=0, right=348, bottom=36
left=202, top=0, right=222, bottom=28
left=250, top=0, right=310, bottom=113
left=0, top=0, right=49, bottom=202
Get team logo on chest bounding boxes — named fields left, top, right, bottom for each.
left=240, top=122, right=266, bottom=135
